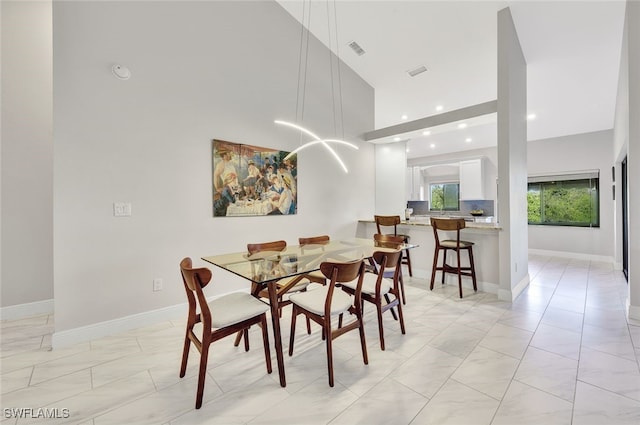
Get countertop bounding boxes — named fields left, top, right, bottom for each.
left=359, top=217, right=502, bottom=230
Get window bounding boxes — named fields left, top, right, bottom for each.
left=430, top=182, right=460, bottom=211
left=527, top=172, right=599, bottom=227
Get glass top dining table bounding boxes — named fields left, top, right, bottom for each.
left=202, top=237, right=411, bottom=285
left=201, top=237, right=415, bottom=388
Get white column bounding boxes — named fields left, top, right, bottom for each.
left=497, top=7, right=529, bottom=301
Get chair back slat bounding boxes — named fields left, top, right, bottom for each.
left=430, top=217, right=466, bottom=231
left=372, top=249, right=402, bottom=272
left=298, top=235, right=330, bottom=246
left=320, top=259, right=363, bottom=283
left=180, top=258, right=212, bottom=291
left=374, top=233, right=404, bottom=249
left=247, top=240, right=287, bottom=255
left=374, top=215, right=401, bottom=235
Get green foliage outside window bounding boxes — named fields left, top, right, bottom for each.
left=430, top=183, right=460, bottom=211
left=527, top=178, right=599, bottom=227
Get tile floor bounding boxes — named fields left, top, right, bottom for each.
left=2, top=255, right=640, bottom=424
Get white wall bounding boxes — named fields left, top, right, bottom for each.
left=527, top=130, right=615, bottom=259
left=51, top=1, right=374, bottom=337
left=1, top=1, right=54, bottom=312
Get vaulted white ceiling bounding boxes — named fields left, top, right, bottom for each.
left=276, top=0, right=626, bottom=158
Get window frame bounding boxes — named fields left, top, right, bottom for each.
left=527, top=171, right=600, bottom=228
left=429, top=181, right=460, bottom=212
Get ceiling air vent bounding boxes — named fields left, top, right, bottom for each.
left=407, top=65, right=428, bottom=77
left=347, top=41, right=366, bottom=56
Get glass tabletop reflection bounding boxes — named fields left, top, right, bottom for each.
left=202, top=238, right=409, bottom=284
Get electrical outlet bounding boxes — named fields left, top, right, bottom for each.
left=153, top=278, right=163, bottom=292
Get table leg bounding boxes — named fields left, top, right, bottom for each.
left=267, top=281, right=286, bottom=387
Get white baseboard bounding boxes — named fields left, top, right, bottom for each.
left=498, top=273, right=530, bottom=302
left=51, top=291, right=246, bottom=349
left=528, top=249, right=614, bottom=264
left=0, top=299, right=54, bottom=321
left=628, top=302, right=640, bottom=323
left=52, top=302, right=188, bottom=349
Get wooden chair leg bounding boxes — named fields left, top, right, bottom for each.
left=430, top=248, right=439, bottom=290
left=468, top=247, right=478, bottom=292
left=195, top=343, right=210, bottom=409
left=260, top=316, right=273, bottom=374
left=442, top=249, right=448, bottom=285
left=243, top=329, right=250, bottom=351
left=385, top=293, right=398, bottom=321
left=179, top=332, right=191, bottom=378
left=233, top=330, right=243, bottom=347
left=326, top=327, right=334, bottom=387
left=404, top=248, right=413, bottom=277
left=376, top=302, right=385, bottom=350
left=457, top=249, right=463, bottom=298
left=289, top=307, right=298, bottom=356
left=357, top=314, right=369, bottom=365
left=397, top=299, right=406, bottom=335
left=398, top=270, right=407, bottom=305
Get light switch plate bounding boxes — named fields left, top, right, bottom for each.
left=113, top=202, right=132, bottom=217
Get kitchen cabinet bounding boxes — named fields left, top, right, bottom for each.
left=459, top=159, right=484, bottom=200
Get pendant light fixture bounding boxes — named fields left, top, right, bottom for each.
left=275, top=0, right=358, bottom=173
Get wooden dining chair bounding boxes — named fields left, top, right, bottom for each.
left=373, top=233, right=408, bottom=305
left=430, top=218, right=478, bottom=298
left=341, top=249, right=405, bottom=350
left=179, top=257, right=272, bottom=409
left=374, top=215, right=413, bottom=278
left=298, top=235, right=331, bottom=285
left=288, top=259, right=368, bottom=387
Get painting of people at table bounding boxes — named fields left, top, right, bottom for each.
left=212, top=139, right=297, bottom=217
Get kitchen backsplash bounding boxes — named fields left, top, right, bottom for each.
left=460, top=200, right=495, bottom=216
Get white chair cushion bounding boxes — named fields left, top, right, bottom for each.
left=306, top=270, right=326, bottom=280
left=341, top=272, right=392, bottom=296
left=441, top=239, right=474, bottom=248
left=288, top=286, right=353, bottom=316
left=278, top=276, right=310, bottom=293
left=209, top=292, right=269, bottom=328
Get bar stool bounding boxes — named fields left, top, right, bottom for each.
left=430, top=218, right=478, bottom=298
left=374, top=215, right=413, bottom=280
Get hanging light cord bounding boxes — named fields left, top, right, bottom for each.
left=276, top=0, right=357, bottom=173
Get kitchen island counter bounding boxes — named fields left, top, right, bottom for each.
left=356, top=218, right=500, bottom=294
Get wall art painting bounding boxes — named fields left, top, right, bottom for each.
left=212, top=139, right=297, bottom=217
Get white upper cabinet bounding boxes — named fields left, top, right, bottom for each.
left=459, top=159, right=485, bottom=200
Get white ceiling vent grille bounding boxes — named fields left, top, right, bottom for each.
left=347, top=41, right=366, bottom=56
left=407, top=65, right=428, bottom=77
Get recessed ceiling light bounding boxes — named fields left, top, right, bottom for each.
left=527, top=113, right=537, bottom=120
left=435, top=105, right=444, bottom=112
left=458, top=123, right=467, bottom=129
left=394, top=137, right=401, bottom=142
left=401, top=115, right=408, bottom=120
left=465, top=138, right=472, bottom=143
left=422, top=130, right=431, bottom=136
left=430, top=143, right=435, bottom=149
left=406, top=147, right=410, bottom=152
